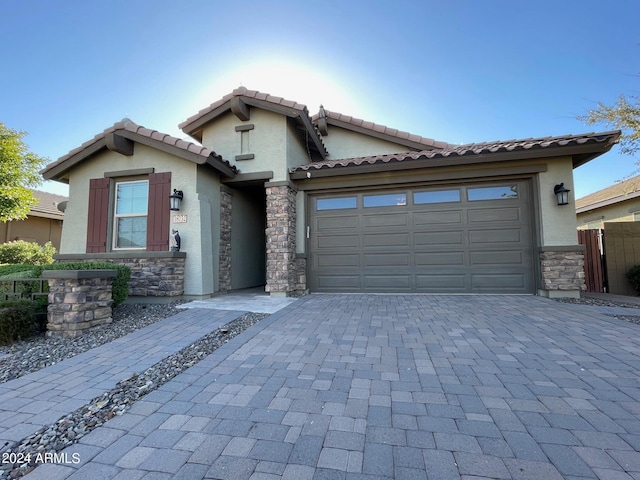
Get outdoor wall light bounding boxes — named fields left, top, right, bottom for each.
left=169, top=189, right=184, bottom=211
left=554, top=183, right=570, bottom=206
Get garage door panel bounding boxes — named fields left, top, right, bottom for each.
left=365, top=253, right=410, bottom=267
left=470, top=250, right=524, bottom=265
left=317, top=234, right=359, bottom=249
left=414, top=211, right=463, bottom=226
left=416, top=274, right=466, bottom=290
left=309, top=180, right=533, bottom=294
left=316, top=215, right=359, bottom=230
left=363, top=213, right=409, bottom=228
left=317, top=253, right=360, bottom=268
left=471, top=273, right=526, bottom=290
left=364, top=233, right=409, bottom=247
left=468, top=206, right=522, bottom=223
left=364, top=275, right=411, bottom=289
left=415, top=252, right=465, bottom=266
left=469, top=228, right=521, bottom=244
left=415, top=231, right=464, bottom=246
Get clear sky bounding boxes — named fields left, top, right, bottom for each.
left=2, top=0, right=639, bottom=199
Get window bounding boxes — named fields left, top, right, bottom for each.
left=468, top=185, right=518, bottom=201
left=114, top=180, right=148, bottom=249
left=414, top=189, right=460, bottom=204
left=363, top=193, right=407, bottom=207
left=317, top=197, right=357, bottom=210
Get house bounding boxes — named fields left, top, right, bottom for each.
left=576, top=174, right=640, bottom=229
left=0, top=189, right=67, bottom=250
left=41, top=87, right=620, bottom=299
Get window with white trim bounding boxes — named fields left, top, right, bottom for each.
left=114, top=180, right=148, bottom=249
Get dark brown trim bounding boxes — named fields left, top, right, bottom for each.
left=105, top=132, right=134, bottom=156
left=235, top=154, right=255, bottom=161
left=235, top=124, right=255, bottom=132
left=86, top=178, right=110, bottom=253
left=146, top=172, right=171, bottom=252
left=105, top=168, right=155, bottom=178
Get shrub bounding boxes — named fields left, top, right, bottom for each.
left=38, top=262, right=131, bottom=306
left=0, top=299, right=37, bottom=345
left=626, top=265, right=640, bottom=295
left=0, top=241, right=56, bottom=265
left=0, top=264, right=39, bottom=277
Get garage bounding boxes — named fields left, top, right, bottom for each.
left=308, top=180, right=535, bottom=293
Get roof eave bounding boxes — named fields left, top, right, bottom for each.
left=576, top=189, right=640, bottom=214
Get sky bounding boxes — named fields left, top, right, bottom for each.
left=2, top=0, right=639, bottom=199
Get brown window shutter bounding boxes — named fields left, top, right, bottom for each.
left=86, top=178, right=110, bottom=253
left=146, top=172, right=171, bottom=251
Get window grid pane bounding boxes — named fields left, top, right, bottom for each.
left=317, top=197, right=357, bottom=210
left=467, top=185, right=518, bottom=201
left=414, top=190, right=460, bottom=204
left=114, top=181, right=148, bottom=249
left=363, top=193, right=407, bottom=207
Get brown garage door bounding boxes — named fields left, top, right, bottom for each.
left=308, top=180, right=534, bottom=293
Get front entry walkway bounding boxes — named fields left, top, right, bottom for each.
left=21, top=295, right=640, bottom=479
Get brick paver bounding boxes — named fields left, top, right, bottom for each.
left=13, top=294, right=640, bottom=479
left=0, top=308, right=245, bottom=447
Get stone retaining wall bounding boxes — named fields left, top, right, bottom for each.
left=54, top=252, right=186, bottom=297
left=43, top=270, right=116, bottom=338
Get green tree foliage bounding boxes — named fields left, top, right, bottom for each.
left=0, top=123, right=47, bottom=221
left=579, top=94, right=640, bottom=157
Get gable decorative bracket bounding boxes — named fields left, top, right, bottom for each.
left=105, top=133, right=134, bottom=156
left=231, top=97, right=250, bottom=121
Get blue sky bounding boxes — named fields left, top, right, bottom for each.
left=2, top=0, right=639, bottom=199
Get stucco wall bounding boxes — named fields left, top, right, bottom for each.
left=57, top=143, right=222, bottom=296
left=320, top=126, right=418, bottom=159
left=1, top=216, right=63, bottom=250
left=537, top=157, right=578, bottom=246
left=577, top=200, right=640, bottom=229
left=200, top=109, right=288, bottom=181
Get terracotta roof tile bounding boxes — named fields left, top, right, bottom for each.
left=42, top=119, right=237, bottom=177
left=576, top=174, right=640, bottom=210
left=291, top=130, right=620, bottom=173
left=312, top=109, right=453, bottom=150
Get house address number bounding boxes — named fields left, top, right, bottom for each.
left=172, top=214, right=188, bottom=224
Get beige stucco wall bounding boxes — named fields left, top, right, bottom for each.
left=200, top=109, right=289, bottom=181
left=321, top=126, right=419, bottom=159
left=577, top=200, right=640, bottom=230
left=58, top=143, right=220, bottom=296
left=1, top=215, right=63, bottom=250
left=536, top=157, right=578, bottom=246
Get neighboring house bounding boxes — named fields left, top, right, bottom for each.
left=0, top=190, right=67, bottom=250
left=41, top=87, right=619, bottom=299
left=576, top=175, right=640, bottom=229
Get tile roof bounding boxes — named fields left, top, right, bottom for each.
left=576, top=174, right=640, bottom=212
left=179, top=87, right=328, bottom=157
left=290, top=130, right=621, bottom=175
left=312, top=107, right=453, bottom=150
left=30, top=190, right=68, bottom=219
left=42, top=119, right=236, bottom=180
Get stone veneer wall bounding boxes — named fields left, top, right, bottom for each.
left=265, top=184, right=298, bottom=295
left=43, top=270, right=116, bottom=338
left=540, top=249, right=586, bottom=293
left=219, top=188, right=233, bottom=292
left=54, top=253, right=186, bottom=297
left=294, top=255, right=307, bottom=293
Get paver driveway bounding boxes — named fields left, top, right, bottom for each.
left=25, top=295, right=640, bottom=479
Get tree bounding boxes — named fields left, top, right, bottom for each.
left=579, top=94, right=640, bottom=157
left=0, top=123, right=47, bottom=222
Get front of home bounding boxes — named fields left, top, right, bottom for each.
left=42, top=87, right=620, bottom=299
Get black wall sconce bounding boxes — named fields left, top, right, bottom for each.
left=169, top=189, right=184, bottom=211
left=554, top=183, right=570, bottom=206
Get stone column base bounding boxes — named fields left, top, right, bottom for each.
left=538, top=247, right=585, bottom=298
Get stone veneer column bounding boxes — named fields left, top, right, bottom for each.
left=219, top=187, right=233, bottom=292
left=265, top=184, right=297, bottom=295
left=42, top=270, right=117, bottom=338
left=539, top=248, right=586, bottom=297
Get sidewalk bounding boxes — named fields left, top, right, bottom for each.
left=0, top=308, right=245, bottom=449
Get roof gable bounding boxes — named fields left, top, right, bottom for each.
left=576, top=174, right=640, bottom=213
left=42, top=119, right=237, bottom=181
left=290, top=130, right=621, bottom=179
left=179, top=87, right=328, bottom=159
left=312, top=107, right=453, bottom=152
